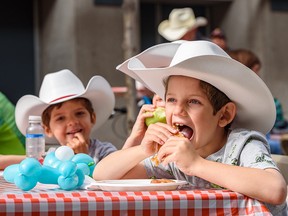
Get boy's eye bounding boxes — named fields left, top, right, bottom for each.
left=76, top=111, right=86, bottom=116
left=189, top=99, right=201, bottom=105
left=166, top=98, right=176, bottom=103
left=56, top=116, right=64, bottom=121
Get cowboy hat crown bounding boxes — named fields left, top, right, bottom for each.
left=39, top=70, right=87, bottom=104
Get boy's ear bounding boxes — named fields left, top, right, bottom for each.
left=91, top=113, right=96, bottom=125
left=43, top=125, right=54, bottom=138
left=218, top=102, right=237, bottom=128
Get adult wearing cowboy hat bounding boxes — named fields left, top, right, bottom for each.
left=94, top=41, right=287, bottom=215
left=15, top=69, right=117, bottom=164
left=158, top=7, right=207, bottom=41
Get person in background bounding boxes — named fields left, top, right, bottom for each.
left=210, top=28, right=229, bottom=51
left=228, top=50, right=288, bottom=131
left=94, top=41, right=287, bottom=215
left=228, top=49, right=261, bottom=74
left=0, top=92, right=26, bottom=170
left=14, top=69, right=117, bottom=165
left=228, top=48, right=288, bottom=154
left=136, top=81, right=154, bottom=108
left=158, top=7, right=207, bottom=41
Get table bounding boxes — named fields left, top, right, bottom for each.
left=0, top=176, right=271, bottom=216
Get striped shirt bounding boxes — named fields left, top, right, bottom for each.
left=88, top=139, right=117, bottom=164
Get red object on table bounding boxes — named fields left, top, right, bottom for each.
left=0, top=176, right=271, bottom=215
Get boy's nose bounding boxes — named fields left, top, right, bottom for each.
left=67, top=116, right=79, bottom=125
left=173, top=104, right=187, bottom=116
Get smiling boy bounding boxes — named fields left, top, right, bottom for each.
left=42, top=98, right=96, bottom=154
left=93, top=41, right=287, bottom=214
left=15, top=69, right=117, bottom=164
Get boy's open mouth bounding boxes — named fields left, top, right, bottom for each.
left=67, top=129, right=83, bottom=135
left=174, top=124, right=193, bottom=139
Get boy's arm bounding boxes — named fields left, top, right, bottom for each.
left=0, top=155, right=25, bottom=170
left=193, top=158, right=287, bottom=205
left=159, top=135, right=287, bottom=205
left=93, top=145, right=148, bottom=180
left=95, top=122, right=177, bottom=180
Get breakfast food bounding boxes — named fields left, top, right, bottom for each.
left=151, top=126, right=185, bottom=167
left=174, top=131, right=185, bottom=138
left=145, top=107, right=166, bottom=166
left=150, top=178, right=174, bottom=184
left=151, top=152, right=160, bottom=166
left=145, top=107, right=189, bottom=166
left=145, top=107, right=166, bottom=126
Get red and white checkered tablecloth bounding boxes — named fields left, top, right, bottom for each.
left=0, top=176, right=271, bottom=216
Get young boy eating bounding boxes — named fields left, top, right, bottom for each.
left=93, top=41, right=287, bottom=214
left=15, top=69, right=117, bottom=164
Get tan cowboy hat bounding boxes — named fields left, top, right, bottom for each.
left=158, top=8, right=207, bottom=41
left=15, top=69, right=115, bottom=143
left=117, top=40, right=276, bottom=134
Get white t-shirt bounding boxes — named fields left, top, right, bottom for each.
left=144, top=128, right=287, bottom=215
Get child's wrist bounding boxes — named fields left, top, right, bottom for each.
left=127, top=135, right=141, bottom=145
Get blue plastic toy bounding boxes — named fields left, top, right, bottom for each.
left=3, top=146, right=95, bottom=191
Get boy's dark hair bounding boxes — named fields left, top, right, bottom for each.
left=42, top=97, right=95, bottom=128
left=163, top=76, right=232, bottom=129
left=199, top=80, right=231, bottom=115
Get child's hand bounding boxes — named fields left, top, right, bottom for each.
left=122, top=104, right=155, bottom=149
left=132, top=104, right=155, bottom=138
left=140, top=123, right=177, bottom=157
left=157, top=135, right=200, bottom=176
left=66, top=133, right=89, bottom=154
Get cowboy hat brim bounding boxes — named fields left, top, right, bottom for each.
left=117, top=41, right=275, bottom=134
left=15, top=76, right=115, bottom=144
left=158, top=17, right=207, bottom=41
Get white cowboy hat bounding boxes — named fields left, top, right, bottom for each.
left=15, top=69, right=115, bottom=144
left=158, top=8, right=207, bottom=41
left=117, top=40, right=276, bottom=134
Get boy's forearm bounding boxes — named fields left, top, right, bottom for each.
left=195, top=159, right=287, bottom=204
left=93, top=145, right=147, bottom=180
left=121, top=136, right=140, bottom=149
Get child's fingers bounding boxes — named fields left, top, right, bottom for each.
left=67, top=134, right=89, bottom=154
left=137, top=105, right=155, bottom=120
left=149, top=123, right=178, bottom=136
left=156, top=143, right=173, bottom=165
left=157, top=136, right=190, bottom=166
left=73, top=133, right=85, bottom=143
left=140, top=104, right=156, bottom=113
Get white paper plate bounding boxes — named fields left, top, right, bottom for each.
left=83, top=178, right=188, bottom=191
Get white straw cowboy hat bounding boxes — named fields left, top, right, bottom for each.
left=158, top=8, right=207, bottom=41
left=117, top=40, right=276, bottom=134
left=15, top=69, right=115, bottom=143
